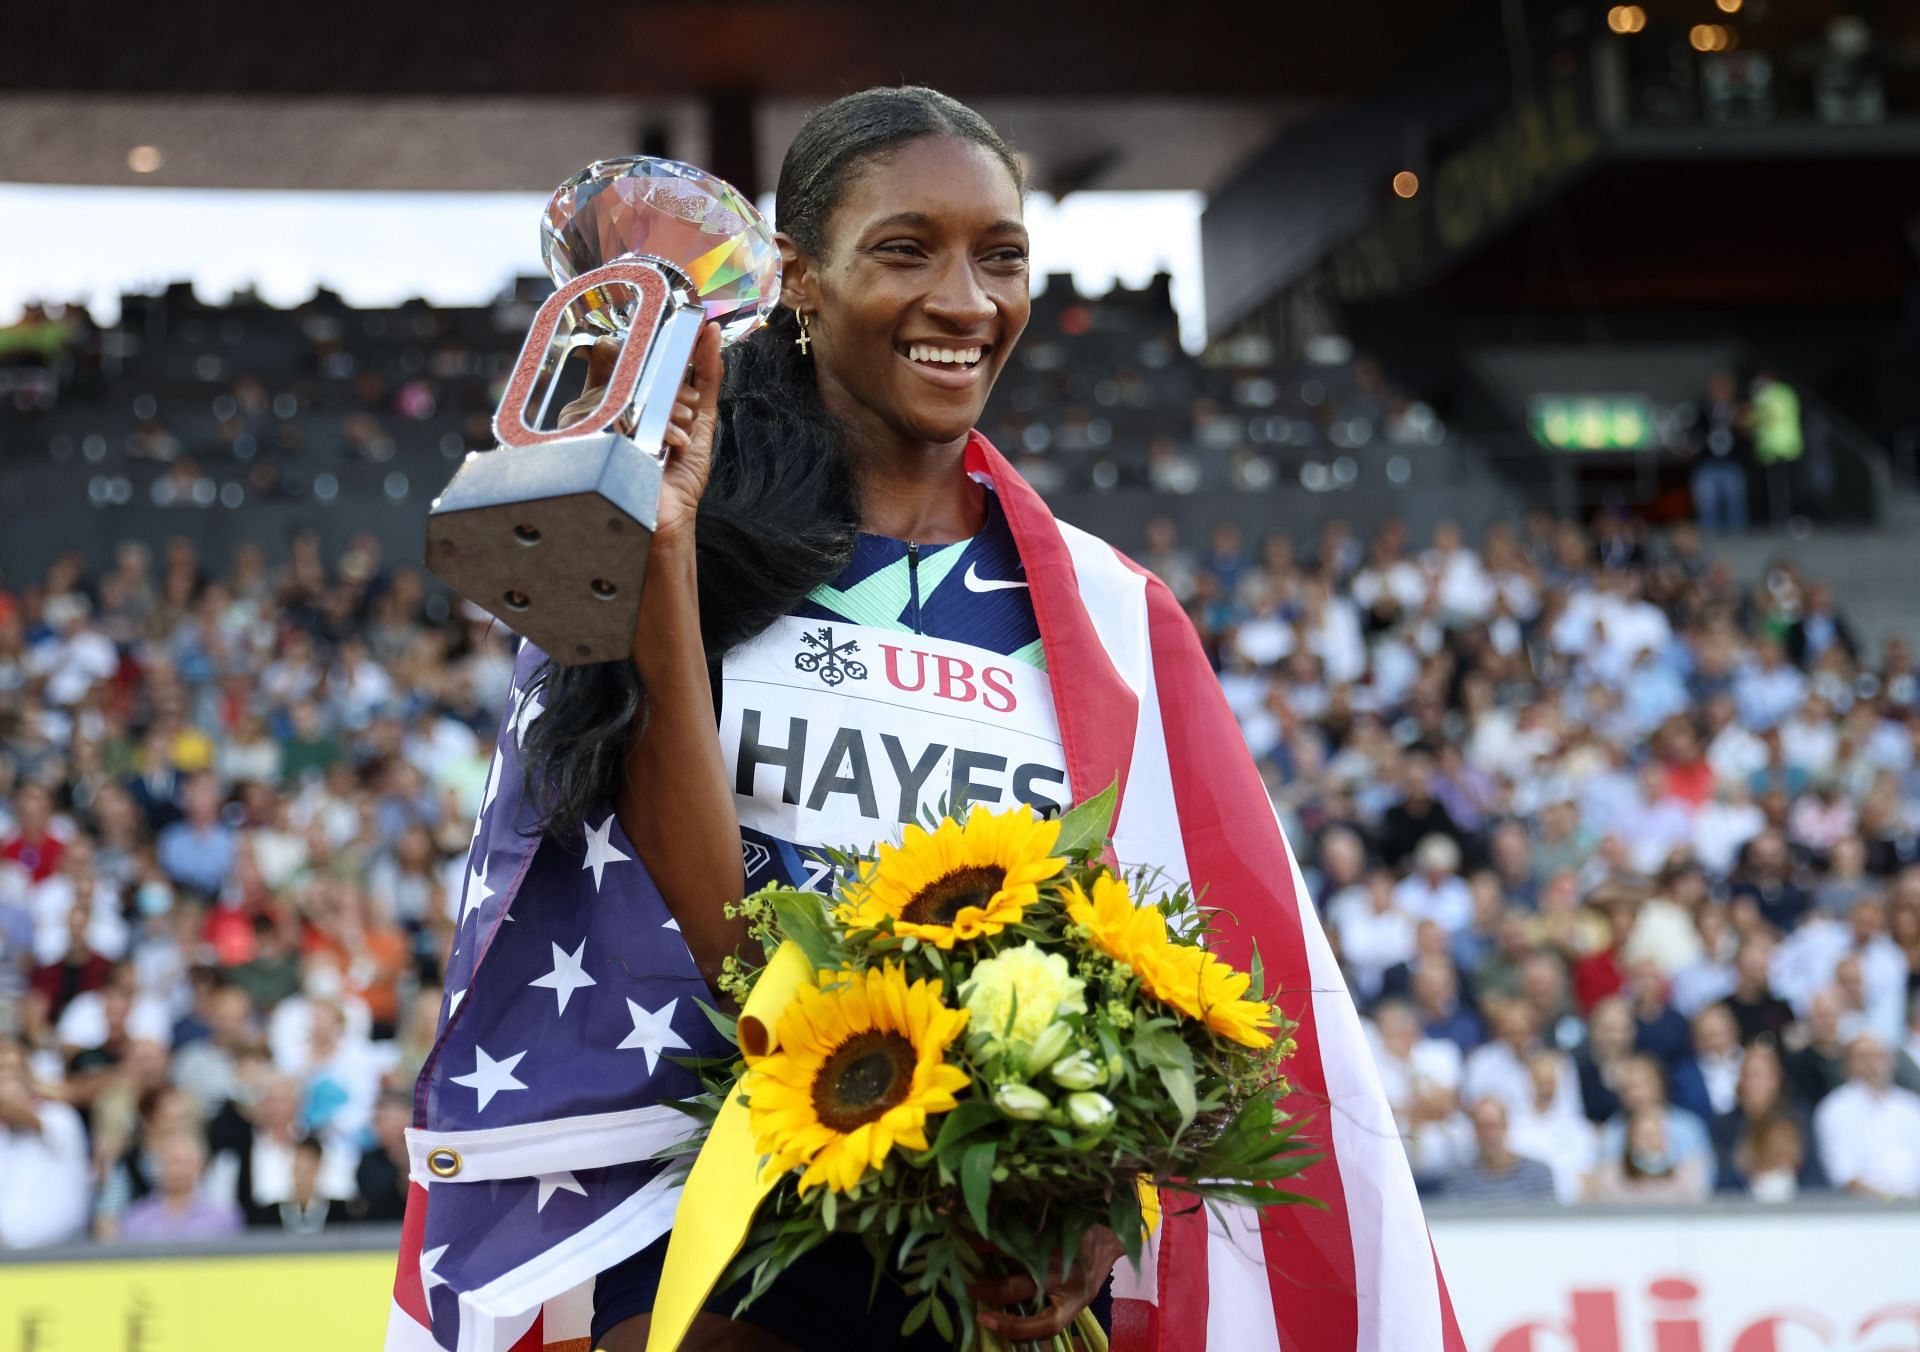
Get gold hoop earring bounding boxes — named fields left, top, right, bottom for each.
left=794, top=312, right=812, bottom=356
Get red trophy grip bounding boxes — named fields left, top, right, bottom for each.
left=494, top=262, right=670, bottom=449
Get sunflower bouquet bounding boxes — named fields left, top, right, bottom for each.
left=654, top=787, right=1315, bottom=1352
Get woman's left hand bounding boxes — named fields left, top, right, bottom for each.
left=968, top=1224, right=1127, bottom=1342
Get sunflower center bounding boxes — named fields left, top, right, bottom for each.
left=812, top=1030, right=916, bottom=1133
left=901, top=865, right=1006, bottom=927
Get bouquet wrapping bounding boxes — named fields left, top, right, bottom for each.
left=646, top=787, right=1318, bottom=1351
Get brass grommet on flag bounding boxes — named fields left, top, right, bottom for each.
left=427, top=1147, right=463, bottom=1178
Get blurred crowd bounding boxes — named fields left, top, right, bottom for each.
left=0, top=531, right=515, bottom=1247
left=6, top=375, right=1920, bottom=1258
left=1154, top=508, right=1920, bottom=1206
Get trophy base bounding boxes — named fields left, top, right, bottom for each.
left=426, top=431, right=662, bottom=667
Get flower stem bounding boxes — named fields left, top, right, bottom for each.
left=1071, top=1308, right=1111, bottom=1352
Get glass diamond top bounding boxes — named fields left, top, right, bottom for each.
left=541, top=156, right=780, bottom=345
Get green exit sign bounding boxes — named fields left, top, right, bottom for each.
left=1528, top=394, right=1656, bottom=451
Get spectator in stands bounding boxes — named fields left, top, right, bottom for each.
left=1442, top=1097, right=1559, bottom=1203
left=1734, top=1113, right=1809, bottom=1202
left=3, top=781, right=65, bottom=883
left=1411, top=955, right=1485, bottom=1053
left=1690, top=372, right=1751, bottom=534
left=1624, top=957, right=1693, bottom=1068
left=1730, top=829, right=1814, bottom=935
left=1600, top=1054, right=1713, bottom=1173
left=1574, top=996, right=1636, bottom=1123
left=1784, top=987, right=1852, bottom=1105
left=1377, top=761, right=1467, bottom=874
left=353, top=1089, right=412, bottom=1223
left=1708, top=1040, right=1820, bottom=1193
left=1894, top=991, right=1920, bottom=1094
left=1464, top=998, right=1581, bottom=1123
left=1589, top=1105, right=1711, bottom=1203
left=171, top=981, right=256, bottom=1118
left=1719, top=936, right=1795, bottom=1046
left=117, top=1131, right=242, bottom=1243
left=0, top=1038, right=90, bottom=1248
left=267, top=1135, right=353, bottom=1234
left=155, top=771, right=235, bottom=902
left=1333, top=867, right=1416, bottom=1007
left=1814, top=836, right=1877, bottom=917
left=1505, top=1049, right=1597, bottom=1203
left=1750, top=372, right=1804, bottom=526
left=1810, top=1033, right=1920, bottom=1198
left=1671, top=1003, right=1745, bottom=1124
left=1392, top=833, right=1474, bottom=933
left=24, top=903, right=111, bottom=1040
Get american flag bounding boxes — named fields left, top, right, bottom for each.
left=388, top=638, right=726, bottom=1352
left=390, top=434, right=1462, bottom=1351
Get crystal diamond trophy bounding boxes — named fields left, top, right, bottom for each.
left=426, top=157, right=780, bottom=665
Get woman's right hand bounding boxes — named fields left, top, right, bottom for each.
left=557, top=321, right=724, bottom=549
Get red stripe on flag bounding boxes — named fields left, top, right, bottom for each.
left=508, top=1310, right=545, bottom=1352
left=1432, top=1235, right=1468, bottom=1352
left=1110, top=1297, right=1158, bottom=1352
left=393, top=1181, right=434, bottom=1333
left=1157, top=1196, right=1212, bottom=1351
left=1139, top=572, right=1364, bottom=1349
left=970, top=434, right=1139, bottom=815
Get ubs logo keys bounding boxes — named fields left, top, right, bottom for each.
left=794, top=626, right=867, bottom=686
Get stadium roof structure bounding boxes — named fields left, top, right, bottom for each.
left=3, top=0, right=1482, bottom=101
left=0, top=0, right=1489, bottom=196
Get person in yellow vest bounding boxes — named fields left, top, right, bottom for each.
left=1750, top=372, right=1803, bottom=526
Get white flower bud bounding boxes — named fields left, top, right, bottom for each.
left=1048, top=1050, right=1106, bottom=1090
left=993, top=1083, right=1052, bottom=1121
left=1021, top=1022, right=1075, bottom=1075
left=1063, top=1091, right=1115, bottom=1131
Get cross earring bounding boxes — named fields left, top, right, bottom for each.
left=795, top=312, right=812, bottom=355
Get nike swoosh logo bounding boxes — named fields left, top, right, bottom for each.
left=963, top=561, right=1028, bottom=593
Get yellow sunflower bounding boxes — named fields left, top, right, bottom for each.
left=1066, top=873, right=1275, bottom=1049
left=743, top=964, right=971, bottom=1195
left=838, top=807, right=1066, bottom=948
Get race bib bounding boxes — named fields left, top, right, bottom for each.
left=721, top=615, right=1067, bottom=866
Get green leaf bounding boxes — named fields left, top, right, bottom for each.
left=928, top=1100, right=1001, bottom=1159
left=1132, top=1025, right=1198, bottom=1134
left=1052, top=778, right=1119, bottom=858
left=691, top=998, right=740, bottom=1045
left=820, top=1187, right=837, bottom=1231
left=768, top=888, right=835, bottom=970
left=1108, top=1183, right=1144, bottom=1263
left=901, top=1294, right=932, bottom=1337
left=927, top=1293, right=954, bottom=1342
left=961, top=1140, right=996, bottom=1240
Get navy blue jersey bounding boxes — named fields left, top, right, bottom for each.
left=720, top=488, right=1065, bottom=893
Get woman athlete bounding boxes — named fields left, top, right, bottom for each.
left=547, top=87, right=1122, bottom=1348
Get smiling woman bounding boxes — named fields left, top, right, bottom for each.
left=472, top=85, right=1124, bottom=1352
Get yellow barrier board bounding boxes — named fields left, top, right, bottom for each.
left=0, top=1250, right=393, bottom=1351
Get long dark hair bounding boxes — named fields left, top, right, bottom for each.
left=519, top=86, right=1025, bottom=842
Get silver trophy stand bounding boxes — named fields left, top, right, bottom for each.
left=426, top=258, right=705, bottom=666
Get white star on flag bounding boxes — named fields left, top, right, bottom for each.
left=535, top=1171, right=588, bottom=1212
left=448, top=988, right=466, bottom=1017
left=529, top=938, right=596, bottom=1015
left=581, top=813, right=631, bottom=892
left=451, top=1045, right=528, bottom=1112
left=460, top=856, right=496, bottom=927
left=662, top=916, right=680, bottom=932
left=617, top=997, right=690, bottom=1075
left=419, top=1243, right=450, bottom=1293
left=478, top=745, right=504, bottom=821
left=512, top=689, right=545, bottom=749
